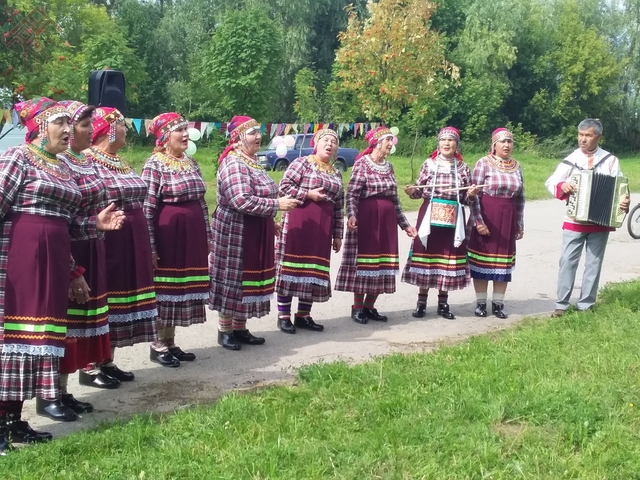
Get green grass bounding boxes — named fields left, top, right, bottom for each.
left=124, top=147, right=640, bottom=213
left=5, top=280, right=640, bottom=478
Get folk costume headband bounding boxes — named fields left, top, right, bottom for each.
left=218, top=115, right=260, bottom=163
left=356, top=125, right=393, bottom=161
left=490, top=127, right=513, bottom=154
left=149, top=112, right=188, bottom=147
left=92, top=107, right=125, bottom=144
left=431, top=126, right=463, bottom=161
left=14, top=97, right=70, bottom=145
left=311, top=128, right=339, bottom=149
left=58, top=100, right=91, bottom=143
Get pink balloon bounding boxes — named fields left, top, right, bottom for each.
left=275, top=143, right=288, bottom=158
left=392, top=136, right=398, bottom=145
left=272, top=136, right=284, bottom=146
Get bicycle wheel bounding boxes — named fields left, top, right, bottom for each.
left=627, top=203, right=640, bottom=239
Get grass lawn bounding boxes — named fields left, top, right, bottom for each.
left=4, top=280, right=640, bottom=478
left=124, top=146, right=640, bottom=213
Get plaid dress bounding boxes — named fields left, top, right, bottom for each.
left=275, top=156, right=344, bottom=302
left=401, top=156, right=472, bottom=291
left=141, top=154, right=212, bottom=328
left=58, top=150, right=111, bottom=372
left=89, top=151, right=158, bottom=347
left=209, top=153, right=280, bottom=320
left=335, top=156, right=410, bottom=294
left=467, top=155, right=525, bottom=282
left=0, top=145, right=82, bottom=401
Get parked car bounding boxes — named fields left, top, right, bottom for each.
left=0, top=125, right=25, bottom=154
left=257, top=134, right=359, bottom=172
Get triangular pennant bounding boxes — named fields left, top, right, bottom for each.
left=132, top=118, right=142, bottom=134
left=206, top=123, right=215, bottom=137
left=266, top=124, right=272, bottom=138
left=349, top=122, right=354, bottom=132
left=371, top=122, right=378, bottom=129
left=271, top=124, right=278, bottom=138
left=188, top=121, right=196, bottom=129
left=303, top=123, right=310, bottom=134
left=144, top=119, right=153, bottom=136
left=353, top=123, right=360, bottom=137
left=260, top=123, right=266, bottom=134
left=284, top=124, right=292, bottom=135
left=200, top=122, right=208, bottom=135
left=220, top=122, right=227, bottom=136
left=338, top=123, right=344, bottom=136
left=193, top=121, right=201, bottom=131
left=292, top=124, right=299, bottom=134
left=278, top=124, right=286, bottom=136
left=364, top=123, right=370, bottom=134
left=359, top=123, right=364, bottom=136
left=313, top=123, right=319, bottom=133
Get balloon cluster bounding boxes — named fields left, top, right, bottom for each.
left=186, top=128, right=201, bottom=155
left=389, top=126, right=399, bottom=155
left=272, top=135, right=296, bottom=158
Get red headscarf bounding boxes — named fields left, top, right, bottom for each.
left=14, top=97, right=69, bottom=144
left=149, top=112, right=188, bottom=147
left=355, top=125, right=393, bottom=161
left=218, top=115, right=260, bottom=163
left=58, top=100, right=91, bottom=143
left=92, top=107, right=125, bottom=144
left=431, top=126, right=463, bottom=161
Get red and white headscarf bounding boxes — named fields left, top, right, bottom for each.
left=490, top=127, right=513, bottom=154
left=14, top=96, right=70, bottom=145
left=58, top=100, right=90, bottom=143
left=149, top=112, right=188, bottom=147
left=431, top=126, right=463, bottom=161
left=92, top=107, right=125, bottom=144
left=355, top=126, right=393, bottom=161
left=218, top=115, right=260, bottom=163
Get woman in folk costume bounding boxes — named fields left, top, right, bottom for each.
left=85, top=107, right=158, bottom=384
left=402, top=126, right=480, bottom=319
left=209, top=116, right=299, bottom=351
left=142, top=113, right=213, bottom=366
left=34, top=101, right=122, bottom=424
left=0, top=98, right=123, bottom=453
left=468, top=128, right=524, bottom=319
left=335, top=126, right=417, bottom=324
left=275, top=129, right=345, bottom=334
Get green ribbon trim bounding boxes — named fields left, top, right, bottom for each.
left=242, top=277, right=276, bottom=287
left=357, top=257, right=399, bottom=264
left=4, top=323, right=67, bottom=334
left=467, top=252, right=515, bottom=264
left=281, top=261, right=330, bottom=273
left=411, top=256, right=467, bottom=265
left=108, top=291, right=156, bottom=304
left=153, top=275, right=211, bottom=284
left=67, top=305, right=109, bottom=317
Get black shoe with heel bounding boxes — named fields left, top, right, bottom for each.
left=363, top=308, right=387, bottom=322
left=218, top=331, right=241, bottom=350
left=411, top=303, right=426, bottom=318
left=150, top=348, right=180, bottom=367
left=277, top=316, right=297, bottom=334
left=78, top=370, right=121, bottom=389
left=351, top=307, right=368, bottom=324
left=294, top=315, right=324, bottom=331
left=475, top=301, right=488, bottom=317
left=168, top=346, right=196, bottom=362
left=437, top=303, right=455, bottom=319
left=61, top=393, right=93, bottom=413
left=101, top=365, right=135, bottom=382
left=35, top=398, right=78, bottom=422
left=233, top=329, right=266, bottom=344
left=492, top=302, right=507, bottom=319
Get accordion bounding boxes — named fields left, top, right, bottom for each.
left=566, top=170, right=629, bottom=228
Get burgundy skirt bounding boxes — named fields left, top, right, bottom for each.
left=468, top=195, right=518, bottom=282
left=276, top=200, right=334, bottom=302
left=0, top=214, right=68, bottom=401
left=154, top=201, right=209, bottom=328
left=336, top=196, right=399, bottom=294
left=104, top=208, right=158, bottom=348
left=241, top=214, right=275, bottom=304
left=401, top=199, right=470, bottom=291
left=60, top=238, right=111, bottom=374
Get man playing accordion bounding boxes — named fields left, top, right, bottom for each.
left=545, top=119, right=630, bottom=317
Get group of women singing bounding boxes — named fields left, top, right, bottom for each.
left=0, top=100, right=524, bottom=454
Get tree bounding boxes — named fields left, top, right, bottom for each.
left=293, top=67, right=323, bottom=122
left=189, top=7, right=282, bottom=120
left=328, top=0, right=456, bottom=124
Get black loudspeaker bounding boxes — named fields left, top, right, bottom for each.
left=88, top=70, right=126, bottom=115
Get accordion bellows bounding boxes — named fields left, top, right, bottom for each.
left=566, top=170, right=629, bottom=228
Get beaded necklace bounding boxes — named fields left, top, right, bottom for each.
left=234, top=149, right=263, bottom=170
left=64, top=148, right=92, bottom=167
left=487, top=154, right=519, bottom=173
left=308, top=154, right=336, bottom=174
left=156, top=151, right=195, bottom=173
left=89, top=147, right=133, bottom=174
left=364, top=154, right=392, bottom=175
left=24, top=144, right=71, bottom=180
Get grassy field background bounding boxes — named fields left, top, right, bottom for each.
left=125, top=146, right=640, bottom=213
left=4, top=279, right=640, bottom=478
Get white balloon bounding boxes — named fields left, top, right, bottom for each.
left=390, top=145, right=396, bottom=155
left=187, top=128, right=201, bottom=141
left=284, top=135, right=295, bottom=147
left=186, top=140, right=197, bottom=155
left=390, top=126, right=400, bottom=136
left=272, top=136, right=284, bottom=146
left=275, top=143, right=288, bottom=158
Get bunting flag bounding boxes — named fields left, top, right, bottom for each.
left=220, top=122, right=228, bottom=136
left=277, top=123, right=285, bottom=136
left=359, top=123, right=364, bottom=136
left=200, top=122, right=208, bottom=136
left=353, top=123, right=361, bottom=137
left=303, top=123, right=310, bottom=134
left=364, top=123, right=370, bottom=134
left=266, top=124, right=272, bottom=138
left=260, top=123, right=266, bottom=134
left=284, top=124, right=292, bottom=135
left=132, top=118, right=142, bottom=134
left=206, top=123, right=215, bottom=137
left=144, top=119, right=153, bottom=136
left=271, top=124, right=278, bottom=138
left=338, top=123, right=345, bottom=136
left=188, top=121, right=196, bottom=129
left=313, top=123, right=319, bottom=133
left=291, top=124, right=299, bottom=134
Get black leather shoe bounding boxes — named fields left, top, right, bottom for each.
left=437, top=303, right=455, bottom=319
left=294, top=315, right=325, bottom=331
left=277, top=316, right=296, bottom=334
left=78, top=370, right=121, bottom=389
left=411, top=303, right=426, bottom=318
left=169, top=346, right=196, bottom=362
left=0, top=428, right=13, bottom=456
left=100, top=365, right=135, bottom=382
left=475, top=302, right=488, bottom=317
left=36, top=398, right=78, bottom=422
left=351, top=307, right=368, bottom=324
left=7, top=419, right=52, bottom=444
left=60, top=393, right=94, bottom=414
left=492, top=302, right=508, bottom=319
left=233, top=329, right=266, bottom=345
left=218, top=331, right=241, bottom=350
left=363, top=308, right=387, bottom=322
left=150, top=348, right=180, bottom=367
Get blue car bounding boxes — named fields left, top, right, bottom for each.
left=257, top=134, right=359, bottom=172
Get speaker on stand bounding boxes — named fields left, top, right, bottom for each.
left=88, top=70, right=126, bottom=115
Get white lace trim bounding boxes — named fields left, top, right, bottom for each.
left=1, top=344, right=65, bottom=357
left=109, top=309, right=158, bottom=323
left=156, top=293, right=209, bottom=303
left=408, top=267, right=466, bottom=277
left=66, top=325, right=111, bottom=338
left=470, top=265, right=515, bottom=275
left=280, top=275, right=329, bottom=287
left=64, top=162, right=96, bottom=175
left=242, top=293, right=274, bottom=304
left=356, top=269, right=398, bottom=277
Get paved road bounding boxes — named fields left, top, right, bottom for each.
left=26, top=198, right=640, bottom=438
